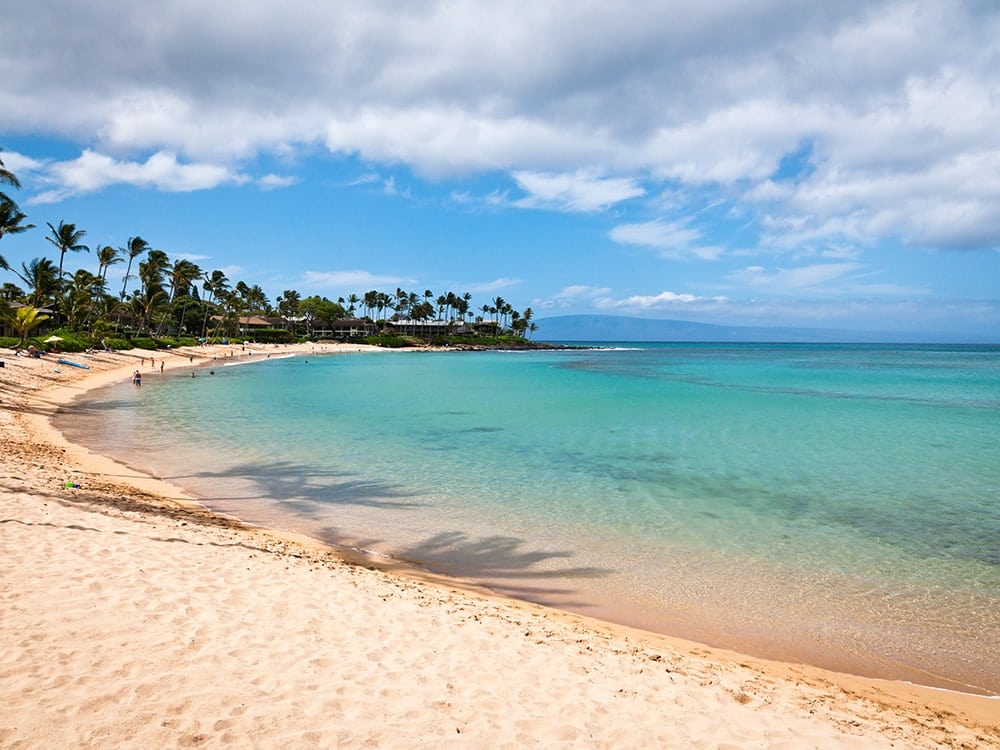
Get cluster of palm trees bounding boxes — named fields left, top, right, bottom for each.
left=1, top=148, right=537, bottom=344
left=1, top=149, right=34, bottom=272
left=345, top=288, right=535, bottom=336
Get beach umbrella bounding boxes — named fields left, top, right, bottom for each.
left=43, top=335, right=64, bottom=343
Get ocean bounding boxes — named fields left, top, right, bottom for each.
left=58, top=343, right=1000, bottom=694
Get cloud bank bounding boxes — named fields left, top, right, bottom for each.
left=2, top=1, right=999, bottom=254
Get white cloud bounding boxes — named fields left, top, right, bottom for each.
left=258, top=174, right=298, bottom=190
left=609, top=219, right=723, bottom=260
left=349, top=172, right=382, bottom=187
left=762, top=148, right=1000, bottom=251
left=302, top=270, right=416, bottom=290
left=610, top=219, right=699, bottom=248
left=511, top=170, right=644, bottom=213
left=0, top=150, right=43, bottom=174
left=595, top=291, right=729, bottom=312
left=534, top=285, right=614, bottom=310
left=381, top=176, right=413, bottom=199
left=29, top=150, right=243, bottom=203
left=728, top=262, right=866, bottom=292
left=3, top=1, right=1000, bottom=249
left=464, top=277, right=522, bottom=293
left=173, top=252, right=213, bottom=262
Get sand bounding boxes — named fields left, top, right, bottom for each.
left=1, top=343, right=997, bottom=749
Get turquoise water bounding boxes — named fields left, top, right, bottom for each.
left=60, top=344, right=1000, bottom=693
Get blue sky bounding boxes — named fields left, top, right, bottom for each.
left=2, top=1, right=999, bottom=339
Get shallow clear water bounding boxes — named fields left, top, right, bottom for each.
left=59, top=344, right=1000, bottom=693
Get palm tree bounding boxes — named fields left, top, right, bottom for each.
left=131, top=287, right=167, bottom=334
left=375, top=292, right=390, bottom=321
left=1, top=282, right=24, bottom=300
left=200, top=269, right=230, bottom=337
left=95, top=245, right=122, bottom=282
left=0, top=148, right=21, bottom=206
left=222, top=286, right=248, bottom=336
left=138, top=249, right=169, bottom=297
left=490, top=296, right=512, bottom=331
left=521, top=307, right=534, bottom=337
left=0, top=199, right=35, bottom=270
left=241, top=284, right=269, bottom=319
left=363, top=290, right=377, bottom=319
left=346, top=293, right=360, bottom=316
left=45, top=221, right=89, bottom=282
left=15, top=257, right=59, bottom=307
left=394, top=287, right=409, bottom=318
left=62, top=269, right=103, bottom=330
left=155, top=258, right=202, bottom=335
left=119, top=236, right=149, bottom=301
left=277, top=288, right=301, bottom=315
left=8, top=305, right=50, bottom=348
left=232, top=280, right=251, bottom=328
left=166, top=259, right=202, bottom=302
left=202, top=269, right=230, bottom=304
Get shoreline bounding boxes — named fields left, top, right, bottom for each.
left=58, top=344, right=1000, bottom=697
left=2, top=343, right=998, bottom=747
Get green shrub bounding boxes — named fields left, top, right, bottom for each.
left=249, top=328, right=296, bottom=344
left=130, top=337, right=159, bottom=350
left=32, top=329, right=91, bottom=353
left=367, top=334, right=409, bottom=348
left=103, top=337, right=131, bottom=351
left=156, top=336, right=200, bottom=348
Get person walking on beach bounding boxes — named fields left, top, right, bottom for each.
left=132, top=370, right=142, bottom=387
left=160, top=361, right=164, bottom=374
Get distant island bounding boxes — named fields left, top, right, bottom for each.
left=535, top=314, right=998, bottom=345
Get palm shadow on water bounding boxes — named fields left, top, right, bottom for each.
left=52, top=399, right=618, bottom=607
left=159, top=458, right=424, bottom=511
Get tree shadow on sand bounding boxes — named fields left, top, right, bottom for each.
left=312, top=525, right=612, bottom=605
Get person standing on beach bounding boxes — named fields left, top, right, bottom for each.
left=160, top=361, right=164, bottom=374
left=132, top=370, right=141, bottom=386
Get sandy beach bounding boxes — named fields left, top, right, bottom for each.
left=1, top=344, right=997, bottom=749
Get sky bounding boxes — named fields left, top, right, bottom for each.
left=2, top=0, right=999, bottom=340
